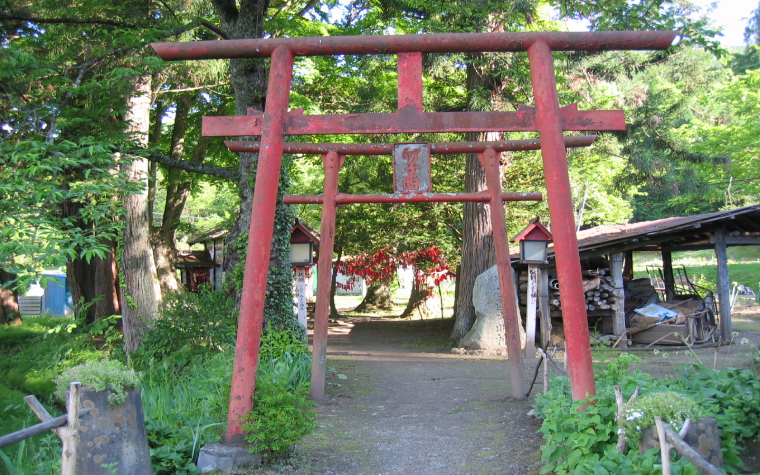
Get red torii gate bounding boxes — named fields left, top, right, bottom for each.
left=152, top=30, right=677, bottom=443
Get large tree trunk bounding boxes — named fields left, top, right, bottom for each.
left=450, top=58, right=497, bottom=343
left=353, top=282, right=393, bottom=313
left=121, top=75, right=162, bottom=353
left=62, top=199, right=121, bottom=325
left=0, top=269, right=20, bottom=324
left=400, top=275, right=440, bottom=319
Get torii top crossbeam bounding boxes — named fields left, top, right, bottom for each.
left=152, top=31, right=676, bottom=59
left=152, top=30, right=677, bottom=444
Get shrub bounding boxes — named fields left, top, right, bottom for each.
left=242, top=375, right=316, bottom=460
left=242, top=325, right=315, bottom=461
left=55, top=358, right=139, bottom=406
left=533, top=353, right=757, bottom=475
left=132, top=289, right=237, bottom=369
left=623, top=391, right=703, bottom=448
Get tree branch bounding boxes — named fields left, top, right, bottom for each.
left=294, top=0, right=320, bottom=19
left=199, top=20, right=230, bottom=39
left=146, top=152, right=239, bottom=182
left=0, top=12, right=144, bottom=28
left=157, top=82, right=230, bottom=94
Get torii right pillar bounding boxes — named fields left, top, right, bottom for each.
left=528, top=40, right=595, bottom=401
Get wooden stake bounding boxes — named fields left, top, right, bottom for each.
left=61, top=382, right=81, bottom=475
left=661, top=421, right=723, bottom=475
left=614, top=385, right=640, bottom=454
left=655, top=416, right=672, bottom=475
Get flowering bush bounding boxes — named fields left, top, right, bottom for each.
left=623, top=391, right=703, bottom=448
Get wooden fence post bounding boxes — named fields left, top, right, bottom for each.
left=61, top=382, right=81, bottom=475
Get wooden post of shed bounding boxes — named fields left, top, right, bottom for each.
left=609, top=253, right=626, bottom=338
left=538, top=267, right=551, bottom=349
left=662, top=246, right=675, bottom=301
left=713, top=228, right=733, bottom=341
left=623, top=250, right=634, bottom=281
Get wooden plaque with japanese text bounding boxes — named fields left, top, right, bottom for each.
left=392, top=143, right=432, bottom=194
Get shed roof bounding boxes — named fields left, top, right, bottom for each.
left=187, top=219, right=320, bottom=246
left=187, top=226, right=228, bottom=245
left=176, top=250, right=219, bottom=268
left=511, top=204, right=760, bottom=260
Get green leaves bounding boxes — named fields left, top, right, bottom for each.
left=534, top=354, right=760, bottom=475
left=0, top=138, right=138, bottom=286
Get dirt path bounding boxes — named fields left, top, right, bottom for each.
left=252, top=302, right=760, bottom=475
left=256, top=318, right=544, bottom=475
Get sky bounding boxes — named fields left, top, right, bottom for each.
left=693, top=0, right=757, bottom=46
left=561, top=0, right=757, bottom=48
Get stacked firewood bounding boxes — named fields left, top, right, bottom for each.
left=518, top=268, right=619, bottom=314
left=581, top=269, right=619, bottom=311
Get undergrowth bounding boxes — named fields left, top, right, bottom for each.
left=534, top=353, right=760, bottom=475
left=1, top=290, right=312, bottom=475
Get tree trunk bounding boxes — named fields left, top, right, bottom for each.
left=147, top=100, right=165, bottom=230
left=213, top=0, right=297, bottom=332
left=400, top=274, right=440, bottom=319
left=353, top=282, right=393, bottom=312
left=450, top=58, right=497, bottom=343
left=121, top=74, right=162, bottom=353
left=62, top=197, right=121, bottom=325
left=0, top=269, right=20, bottom=324
left=152, top=92, right=216, bottom=296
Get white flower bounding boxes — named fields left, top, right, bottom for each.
left=626, top=410, right=643, bottom=421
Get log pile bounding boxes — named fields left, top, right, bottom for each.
left=518, top=268, right=620, bottom=314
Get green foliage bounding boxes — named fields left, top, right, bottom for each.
left=242, top=326, right=315, bottom=461
left=558, top=0, right=725, bottom=56
left=623, top=391, right=703, bottom=448
left=0, top=317, right=104, bottom=401
left=260, top=323, right=311, bottom=362
left=534, top=353, right=760, bottom=475
left=44, top=302, right=123, bottom=355
left=242, top=376, right=317, bottom=461
left=55, top=359, right=139, bottom=406
left=132, top=289, right=237, bottom=369
left=676, top=364, right=760, bottom=444
left=140, top=349, right=232, bottom=474
left=0, top=434, right=61, bottom=475
left=0, top=139, right=140, bottom=288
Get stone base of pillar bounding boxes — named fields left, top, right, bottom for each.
left=197, top=442, right=261, bottom=473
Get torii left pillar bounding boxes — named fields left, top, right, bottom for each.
left=225, top=46, right=294, bottom=444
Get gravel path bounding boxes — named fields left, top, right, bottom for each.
left=256, top=318, right=544, bottom=475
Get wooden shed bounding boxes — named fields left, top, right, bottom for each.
left=513, top=205, right=760, bottom=345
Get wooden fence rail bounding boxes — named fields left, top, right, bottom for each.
left=0, top=383, right=83, bottom=475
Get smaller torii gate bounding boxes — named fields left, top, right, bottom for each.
left=225, top=135, right=596, bottom=402
left=152, top=30, right=677, bottom=443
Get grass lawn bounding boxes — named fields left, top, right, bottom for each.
left=633, top=246, right=760, bottom=293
